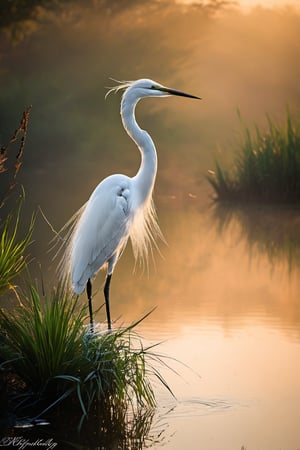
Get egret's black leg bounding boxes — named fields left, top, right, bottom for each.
left=86, top=278, right=94, bottom=333
left=104, top=273, right=112, bottom=330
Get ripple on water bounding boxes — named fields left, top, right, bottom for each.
left=159, top=396, right=243, bottom=419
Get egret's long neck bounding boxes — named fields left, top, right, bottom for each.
left=121, top=93, right=157, bottom=206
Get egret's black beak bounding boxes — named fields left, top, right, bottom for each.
left=162, top=87, right=201, bottom=100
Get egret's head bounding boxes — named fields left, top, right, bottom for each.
left=106, top=78, right=201, bottom=101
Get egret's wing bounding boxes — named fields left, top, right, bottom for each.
left=69, top=175, right=132, bottom=294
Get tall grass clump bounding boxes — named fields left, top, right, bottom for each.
left=208, top=110, right=300, bottom=204
left=0, top=286, right=86, bottom=392
left=0, top=106, right=33, bottom=296
left=0, top=286, right=168, bottom=426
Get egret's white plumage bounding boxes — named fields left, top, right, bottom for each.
left=60, top=78, right=200, bottom=331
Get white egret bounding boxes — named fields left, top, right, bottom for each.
left=61, top=78, right=200, bottom=331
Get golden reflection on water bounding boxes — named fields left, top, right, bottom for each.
left=91, top=200, right=300, bottom=339
left=81, top=200, right=300, bottom=449
left=157, top=325, right=300, bottom=450
left=114, top=201, right=299, bottom=450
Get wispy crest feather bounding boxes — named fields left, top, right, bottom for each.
left=105, top=79, right=134, bottom=99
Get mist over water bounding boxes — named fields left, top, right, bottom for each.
left=1, top=1, right=300, bottom=222
left=1, top=1, right=300, bottom=449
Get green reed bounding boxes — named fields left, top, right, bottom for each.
left=207, top=111, right=300, bottom=204
left=0, top=203, right=34, bottom=296
left=0, top=285, right=168, bottom=424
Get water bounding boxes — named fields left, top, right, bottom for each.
left=94, top=201, right=299, bottom=449
left=1, top=1, right=300, bottom=448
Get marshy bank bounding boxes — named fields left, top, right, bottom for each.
left=0, top=112, right=170, bottom=447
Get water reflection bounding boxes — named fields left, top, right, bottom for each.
left=211, top=203, right=300, bottom=276
left=93, top=200, right=300, bottom=340
left=151, top=320, right=300, bottom=450
left=3, top=406, right=167, bottom=450
left=51, top=407, right=159, bottom=449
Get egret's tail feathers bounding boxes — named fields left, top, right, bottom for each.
left=52, top=204, right=86, bottom=291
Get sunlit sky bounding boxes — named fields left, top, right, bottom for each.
left=239, top=0, right=299, bottom=7
left=180, top=0, right=300, bottom=9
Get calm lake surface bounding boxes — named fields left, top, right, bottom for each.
left=84, top=200, right=300, bottom=450
left=1, top=1, right=300, bottom=448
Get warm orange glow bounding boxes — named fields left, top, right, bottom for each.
left=87, top=202, right=300, bottom=449
left=179, top=0, right=300, bottom=10
left=95, top=204, right=300, bottom=336
left=2, top=2, right=300, bottom=448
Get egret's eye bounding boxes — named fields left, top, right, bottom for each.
left=150, top=85, right=157, bottom=90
